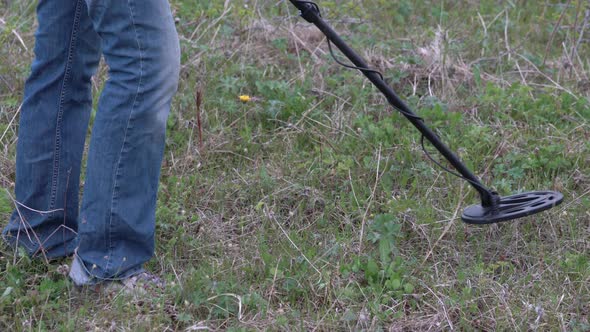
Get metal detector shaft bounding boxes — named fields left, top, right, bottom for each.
left=290, top=0, right=496, bottom=206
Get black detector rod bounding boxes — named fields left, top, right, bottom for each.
left=289, top=0, right=563, bottom=224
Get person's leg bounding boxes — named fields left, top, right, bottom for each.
left=2, top=0, right=101, bottom=259
left=70, top=0, right=180, bottom=284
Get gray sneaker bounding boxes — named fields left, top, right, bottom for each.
left=84, top=271, right=166, bottom=297
left=119, top=272, right=166, bottom=294
left=69, top=256, right=165, bottom=296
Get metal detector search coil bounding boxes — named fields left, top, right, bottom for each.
left=288, top=0, right=564, bottom=224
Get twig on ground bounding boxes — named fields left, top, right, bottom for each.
left=358, top=144, right=383, bottom=253
left=421, top=183, right=464, bottom=265
left=206, top=293, right=243, bottom=321
left=543, top=0, right=572, bottom=66
left=264, top=206, right=323, bottom=281
left=572, top=8, right=590, bottom=66
left=195, top=85, right=203, bottom=150
left=0, top=105, right=21, bottom=144
left=516, top=53, right=578, bottom=98
left=4, top=189, right=56, bottom=264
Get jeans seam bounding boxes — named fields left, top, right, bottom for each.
left=105, top=0, right=144, bottom=274
left=50, top=0, right=83, bottom=210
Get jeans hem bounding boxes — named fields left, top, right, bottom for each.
left=69, top=251, right=145, bottom=286
left=1, top=230, right=77, bottom=259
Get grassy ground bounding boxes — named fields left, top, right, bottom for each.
left=1, top=0, right=589, bottom=330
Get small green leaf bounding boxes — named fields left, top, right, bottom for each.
left=365, top=258, right=379, bottom=281
left=404, top=283, right=414, bottom=294
left=390, top=278, right=401, bottom=290
left=378, top=239, right=391, bottom=265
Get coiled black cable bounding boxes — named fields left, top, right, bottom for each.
left=295, top=0, right=487, bottom=191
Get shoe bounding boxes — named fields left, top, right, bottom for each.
left=69, top=256, right=165, bottom=296
left=118, top=272, right=166, bottom=295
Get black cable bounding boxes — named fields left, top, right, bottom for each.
left=326, top=39, right=384, bottom=81
left=297, top=0, right=485, bottom=190
left=325, top=39, right=424, bottom=122
left=420, top=135, right=490, bottom=193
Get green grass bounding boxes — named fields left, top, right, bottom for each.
left=1, top=0, right=589, bottom=330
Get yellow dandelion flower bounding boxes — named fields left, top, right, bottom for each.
left=239, top=95, right=251, bottom=103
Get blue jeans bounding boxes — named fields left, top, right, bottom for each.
left=2, top=0, right=180, bottom=284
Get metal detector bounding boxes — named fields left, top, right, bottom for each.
left=288, top=1, right=563, bottom=224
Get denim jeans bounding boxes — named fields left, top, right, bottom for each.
left=2, top=0, right=180, bottom=284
